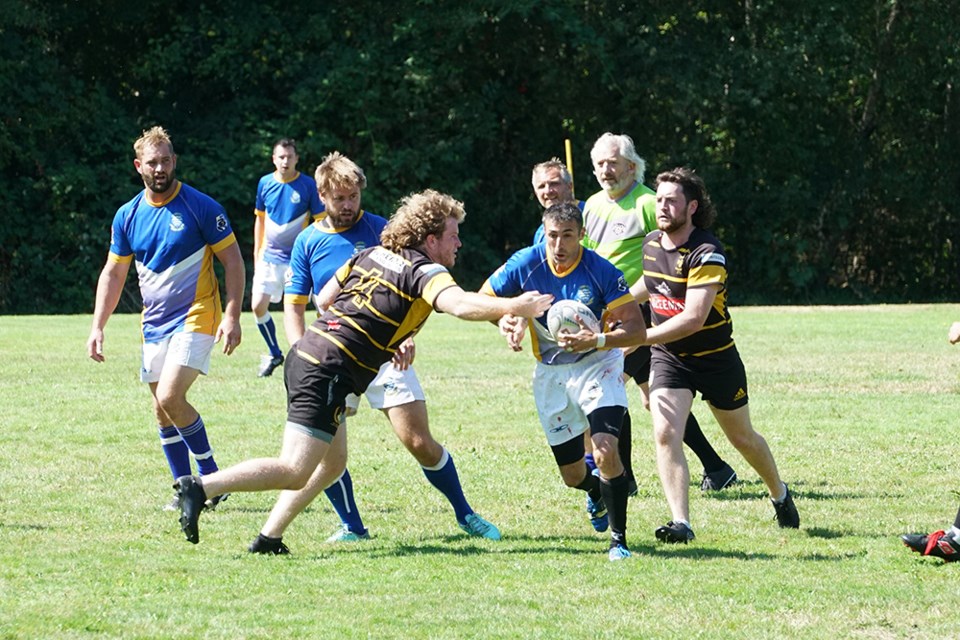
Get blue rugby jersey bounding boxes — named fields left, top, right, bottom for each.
left=254, top=171, right=324, bottom=264
left=481, top=243, right=632, bottom=365
left=284, top=211, right=388, bottom=310
left=108, top=182, right=237, bottom=343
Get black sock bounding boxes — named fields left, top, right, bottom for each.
left=618, top=411, right=634, bottom=480
left=683, top=413, right=724, bottom=472
left=953, top=504, right=960, bottom=530
left=574, top=467, right=601, bottom=502
left=599, top=473, right=629, bottom=544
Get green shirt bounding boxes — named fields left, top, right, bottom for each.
left=582, top=181, right=657, bottom=286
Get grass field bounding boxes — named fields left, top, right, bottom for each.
left=1, top=306, right=960, bottom=639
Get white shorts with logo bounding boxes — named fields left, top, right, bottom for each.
left=344, top=361, right=425, bottom=416
left=253, top=260, right=288, bottom=303
left=533, top=348, right=627, bottom=447
left=140, top=332, right=215, bottom=383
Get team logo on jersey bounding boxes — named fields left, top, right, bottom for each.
left=326, top=319, right=341, bottom=331
left=216, top=214, right=228, bottom=232
left=655, top=282, right=673, bottom=297
left=291, top=192, right=302, bottom=204
left=283, top=266, right=294, bottom=288
left=352, top=241, right=367, bottom=255
left=674, top=256, right=685, bottom=274
left=574, top=286, right=595, bottom=306
left=612, top=222, right=627, bottom=237
left=169, top=214, right=185, bottom=232
left=617, top=276, right=628, bottom=292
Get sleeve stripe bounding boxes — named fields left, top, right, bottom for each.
left=210, top=232, right=237, bottom=253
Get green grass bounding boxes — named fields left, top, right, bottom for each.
left=2, top=306, right=960, bottom=639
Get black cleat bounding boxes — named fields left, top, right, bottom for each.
left=902, top=530, right=960, bottom=562
left=700, top=462, right=738, bottom=492
left=772, top=484, right=800, bottom=528
left=248, top=534, right=290, bottom=555
left=258, top=354, right=284, bottom=378
left=174, top=475, right=206, bottom=544
left=655, top=520, right=695, bottom=544
left=205, top=493, right=230, bottom=511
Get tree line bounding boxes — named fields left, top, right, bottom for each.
left=2, top=0, right=958, bottom=314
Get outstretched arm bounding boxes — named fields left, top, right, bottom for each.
left=434, top=287, right=553, bottom=322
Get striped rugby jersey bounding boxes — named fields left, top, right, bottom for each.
left=294, top=246, right=456, bottom=393
left=254, top=171, right=324, bottom=264
left=642, top=228, right=735, bottom=358
left=108, top=182, right=237, bottom=343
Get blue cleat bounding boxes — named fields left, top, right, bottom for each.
left=608, top=544, right=631, bottom=561
left=325, top=524, right=371, bottom=543
left=586, top=495, right=609, bottom=532
left=459, top=513, right=501, bottom=540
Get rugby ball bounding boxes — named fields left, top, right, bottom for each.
left=546, top=299, right=600, bottom=339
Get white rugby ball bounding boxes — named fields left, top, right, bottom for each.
left=546, top=299, right=600, bottom=339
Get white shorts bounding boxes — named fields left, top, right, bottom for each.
left=253, top=260, right=288, bottom=303
left=533, top=349, right=627, bottom=447
left=344, top=361, right=425, bottom=415
left=140, top=332, right=216, bottom=383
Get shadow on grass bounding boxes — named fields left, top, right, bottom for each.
left=0, top=522, right=51, bottom=531
left=695, top=479, right=891, bottom=502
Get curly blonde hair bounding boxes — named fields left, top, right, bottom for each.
left=315, top=151, right=367, bottom=194
left=134, top=126, right=174, bottom=159
left=380, top=190, right=465, bottom=252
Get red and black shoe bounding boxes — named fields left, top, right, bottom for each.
left=902, top=529, right=960, bottom=562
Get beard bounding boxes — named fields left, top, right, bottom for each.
left=144, top=169, right=175, bottom=194
left=658, top=212, right=688, bottom=234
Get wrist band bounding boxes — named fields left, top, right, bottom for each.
left=595, top=333, right=606, bottom=349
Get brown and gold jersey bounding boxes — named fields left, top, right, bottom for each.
left=642, top=228, right=735, bottom=358
left=295, top=245, right=457, bottom=392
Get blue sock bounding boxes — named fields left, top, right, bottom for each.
left=177, top=415, right=218, bottom=476
left=585, top=452, right=597, bottom=474
left=158, top=425, right=191, bottom=479
left=422, top=449, right=472, bottom=523
left=256, top=313, right=283, bottom=358
left=323, top=469, right=367, bottom=535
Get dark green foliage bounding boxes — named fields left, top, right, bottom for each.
left=2, top=0, right=957, bottom=312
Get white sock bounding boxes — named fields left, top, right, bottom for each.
left=772, top=482, right=788, bottom=503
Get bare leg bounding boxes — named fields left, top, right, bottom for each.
left=150, top=365, right=201, bottom=427
left=710, top=403, right=784, bottom=498
left=199, top=425, right=331, bottom=499
left=259, top=424, right=349, bottom=538
left=649, top=387, right=694, bottom=523
left=385, top=400, right=442, bottom=466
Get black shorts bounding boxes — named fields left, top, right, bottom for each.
left=649, top=345, right=749, bottom=411
left=549, top=406, right=625, bottom=466
left=283, top=350, right=354, bottom=442
left=622, top=346, right=651, bottom=384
